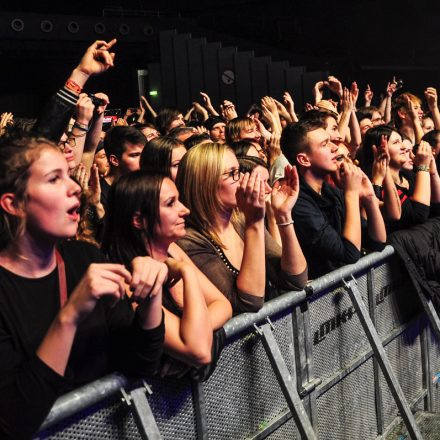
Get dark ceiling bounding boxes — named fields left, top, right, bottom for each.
left=2, top=1, right=440, bottom=115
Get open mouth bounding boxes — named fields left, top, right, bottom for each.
left=67, top=204, right=80, bottom=220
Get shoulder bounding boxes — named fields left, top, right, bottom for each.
left=177, top=228, right=215, bottom=253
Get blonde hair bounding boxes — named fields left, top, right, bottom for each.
left=175, top=142, right=242, bottom=247
left=225, top=117, right=255, bottom=144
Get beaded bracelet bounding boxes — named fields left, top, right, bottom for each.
left=415, top=165, right=430, bottom=173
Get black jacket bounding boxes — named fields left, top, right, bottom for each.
left=293, top=176, right=385, bottom=279
left=389, top=218, right=440, bottom=310
left=33, top=86, right=78, bottom=141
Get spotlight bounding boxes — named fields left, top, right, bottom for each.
left=11, top=18, right=24, bottom=32
left=94, top=22, right=106, bottom=34
left=119, top=24, right=130, bottom=35
left=40, top=20, right=53, bottom=33
left=67, top=21, right=79, bottom=34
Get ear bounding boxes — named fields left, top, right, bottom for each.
left=397, top=108, right=408, bottom=120
left=296, top=152, right=311, bottom=168
left=132, top=212, right=145, bottom=230
left=109, top=154, right=119, bottom=168
left=0, top=193, right=23, bottom=217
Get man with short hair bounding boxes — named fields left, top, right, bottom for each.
left=101, top=125, right=147, bottom=210
left=281, top=120, right=386, bottom=278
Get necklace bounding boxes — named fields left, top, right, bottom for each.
left=207, top=236, right=240, bottom=277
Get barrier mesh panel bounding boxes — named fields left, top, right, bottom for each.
left=380, top=319, right=423, bottom=429
left=316, top=358, right=377, bottom=439
left=428, top=324, right=440, bottom=413
left=202, top=310, right=296, bottom=439
left=266, top=417, right=298, bottom=439
left=36, top=395, right=139, bottom=440
left=309, top=273, right=370, bottom=381
left=373, top=259, right=419, bottom=339
left=147, top=377, right=196, bottom=440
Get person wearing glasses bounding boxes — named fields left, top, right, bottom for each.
left=176, top=142, right=307, bottom=314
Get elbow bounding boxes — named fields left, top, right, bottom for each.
left=190, top=347, right=212, bottom=366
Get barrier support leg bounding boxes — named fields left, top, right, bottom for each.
left=366, top=267, right=385, bottom=434
left=256, top=321, right=317, bottom=440
left=343, top=276, right=423, bottom=440
left=120, top=382, right=162, bottom=440
left=291, top=303, right=320, bottom=431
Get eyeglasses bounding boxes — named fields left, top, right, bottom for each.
left=58, top=137, right=76, bottom=151
left=221, top=168, right=241, bottom=181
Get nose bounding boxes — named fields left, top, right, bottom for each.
left=68, top=177, right=82, bottom=197
left=179, top=201, right=190, bottom=216
left=330, top=142, right=338, bottom=153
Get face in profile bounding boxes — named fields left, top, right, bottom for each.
left=23, top=147, right=81, bottom=241
left=170, top=146, right=187, bottom=182
left=141, top=126, right=160, bottom=142
left=217, top=149, right=241, bottom=211
left=359, top=118, right=373, bottom=140
left=153, top=177, right=189, bottom=244
left=422, top=117, right=434, bottom=134
left=301, top=128, right=338, bottom=174
left=169, top=113, right=185, bottom=131
left=93, top=149, right=110, bottom=177
left=387, top=131, right=407, bottom=169
left=117, top=142, right=145, bottom=174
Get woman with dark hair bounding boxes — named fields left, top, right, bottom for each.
left=0, top=133, right=165, bottom=439
left=102, top=171, right=232, bottom=373
left=155, top=108, right=185, bottom=135
left=176, top=142, right=307, bottom=313
left=360, top=125, right=438, bottom=231
left=140, top=136, right=187, bottom=181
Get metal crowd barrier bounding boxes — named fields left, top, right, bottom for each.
left=35, top=246, right=440, bottom=439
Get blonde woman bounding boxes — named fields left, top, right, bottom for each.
left=176, top=142, right=307, bottom=313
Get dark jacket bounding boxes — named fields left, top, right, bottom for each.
left=293, top=176, right=385, bottom=279
left=33, top=87, right=78, bottom=141
left=389, top=218, right=440, bottom=310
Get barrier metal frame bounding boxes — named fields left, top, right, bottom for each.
left=36, top=246, right=440, bottom=439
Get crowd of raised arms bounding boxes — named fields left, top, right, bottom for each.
left=1, top=39, right=439, bottom=439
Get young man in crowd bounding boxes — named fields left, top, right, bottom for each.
left=281, top=120, right=386, bottom=278
left=101, top=125, right=147, bottom=210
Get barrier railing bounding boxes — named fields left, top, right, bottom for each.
left=36, top=246, right=440, bottom=439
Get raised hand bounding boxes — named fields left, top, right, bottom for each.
left=386, top=76, right=398, bottom=97
left=0, top=112, right=13, bottom=131
left=91, top=92, right=109, bottom=115
left=192, top=102, right=209, bottom=121
left=236, top=169, right=266, bottom=224
left=350, top=82, right=359, bottom=107
left=371, top=135, right=390, bottom=185
left=271, top=164, right=300, bottom=216
left=327, top=76, right=343, bottom=97
left=364, top=84, right=373, bottom=106
left=313, top=80, right=328, bottom=104
left=75, top=93, right=95, bottom=125
left=72, top=163, right=89, bottom=190
left=340, top=161, right=363, bottom=192
left=413, top=140, right=432, bottom=167
left=220, top=100, right=238, bottom=121
left=425, top=87, right=438, bottom=111
left=76, top=39, right=117, bottom=77
left=340, top=87, right=354, bottom=113
left=283, top=91, right=295, bottom=114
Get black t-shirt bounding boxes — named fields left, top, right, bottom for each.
left=0, top=240, right=164, bottom=440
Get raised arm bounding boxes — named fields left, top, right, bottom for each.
left=34, top=39, right=116, bottom=141
left=425, top=87, right=440, bottom=130
left=200, top=92, right=220, bottom=116
left=270, top=165, right=307, bottom=278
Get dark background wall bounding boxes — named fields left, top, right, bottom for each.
left=1, top=1, right=440, bottom=116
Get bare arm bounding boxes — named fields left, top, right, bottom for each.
left=271, top=165, right=307, bottom=276
left=341, top=162, right=363, bottom=250
left=412, top=141, right=432, bottom=205
left=425, top=87, right=440, bottom=130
